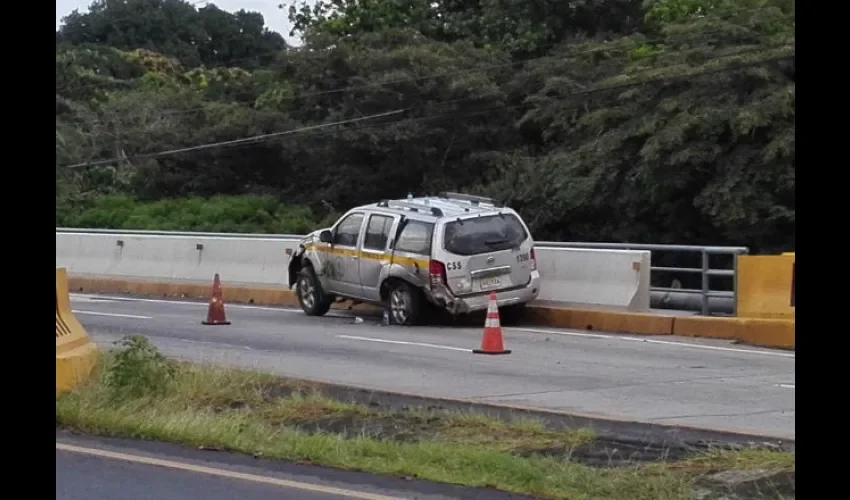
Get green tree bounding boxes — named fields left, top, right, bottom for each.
left=643, top=0, right=794, bottom=27
left=56, top=0, right=794, bottom=252
left=485, top=4, right=793, bottom=250
left=285, top=0, right=644, bottom=56
left=58, top=0, right=286, bottom=68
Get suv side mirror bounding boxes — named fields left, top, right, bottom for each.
left=319, top=230, right=333, bottom=243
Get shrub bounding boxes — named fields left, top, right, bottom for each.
left=103, top=335, right=176, bottom=399
left=56, top=194, right=324, bottom=234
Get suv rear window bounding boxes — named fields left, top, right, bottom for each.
left=443, top=214, right=528, bottom=255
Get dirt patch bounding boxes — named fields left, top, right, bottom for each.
left=247, top=384, right=777, bottom=468
left=695, top=469, right=795, bottom=499
left=296, top=414, right=435, bottom=443
left=260, top=378, right=792, bottom=449
left=525, top=439, right=697, bottom=467
left=163, top=359, right=792, bottom=472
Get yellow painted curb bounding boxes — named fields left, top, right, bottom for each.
left=525, top=306, right=675, bottom=335
left=57, top=268, right=100, bottom=396
left=672, top=316, right=795, bottom=349
left=671, top=316, right=743, bottom=341
left=67, top=277, right=381, bottom=313
left=67, top=276, right=794, bottom=348
left=737, top=318, right=795, bottom=350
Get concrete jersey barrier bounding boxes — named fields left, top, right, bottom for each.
left=57, top=231, right=301, bottom=288
left=736, top=253, right=796, bottom=319
left=535, top=247, right=650, bottom=311
left=56, top=267, right=100, bottom=395
left=56, top=230, right=651, bottom=312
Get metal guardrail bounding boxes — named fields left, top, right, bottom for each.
left=56, top=228, right=748, bottom=316
left=539, top=242, right=749, bottom=316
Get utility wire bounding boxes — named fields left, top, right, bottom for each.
left=63, top=108, right=407, bottom=168
left=61, top=54, right=792, bottom=168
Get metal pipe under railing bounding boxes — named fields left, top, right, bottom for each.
left=542, top=243, right=748, bottom=316
left=651, top=291, right=735, bottom=315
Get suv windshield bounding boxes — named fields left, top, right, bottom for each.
left=444, top=214, right=528, bottom=255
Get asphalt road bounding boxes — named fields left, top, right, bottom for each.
left=70, top=293, right=796, bottom=439
left=56, top=431, right=531, bottom=500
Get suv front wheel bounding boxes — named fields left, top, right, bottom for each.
left=387, top=280, right=423, bottom=326
left=296, top=265, right=333, bottom=316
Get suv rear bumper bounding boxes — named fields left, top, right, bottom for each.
left=430, top=271, right=541, bottom=315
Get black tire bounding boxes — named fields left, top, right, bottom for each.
left=295, top=265, right=332, bottom=316
left=499, top=303, right=527, bottom=326
left=386, top=280, right=424, bottom=326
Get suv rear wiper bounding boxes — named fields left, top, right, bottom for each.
left=484, top=239, right=508, bottom=246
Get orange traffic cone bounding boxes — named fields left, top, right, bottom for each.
left=473, top=292, right=511, bottom=355
left=202, top=273, right=231, bottom=325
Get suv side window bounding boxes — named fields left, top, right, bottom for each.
left=363, top=214, right=394, bottom=251
left=333, top=213, right=364, bottom=247
left=395, top=220, right=434, bottom=255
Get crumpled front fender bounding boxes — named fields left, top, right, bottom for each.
left=287, top=230, right=327, bottom=288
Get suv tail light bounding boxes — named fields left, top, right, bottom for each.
left=530, top=247, right=537, bottom=271
left=429, top=260, right=446, bottom=288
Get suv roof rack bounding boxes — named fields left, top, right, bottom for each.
left=377, top=199, right=444, bottom=217
left=438, top=191, right=502, bottom=207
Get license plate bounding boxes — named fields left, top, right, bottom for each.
left=479, top=277, right=502, bottom=291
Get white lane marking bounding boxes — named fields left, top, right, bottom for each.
left=69, top=293, right=349, bottom=315
left=70, top=293, right=297, bottom=312
left=72, top=310, right=152, bottom=320
left=510, top=327, right=796, bottom=358
left=176, top=338, right=254, bottom=351
left=67, top=295, right=115, bottom=303
left=70, top=293, right=794, bottom=359
left=91, top=335, right=256, bottom=353
left=511, top=327, right=612, bottom=341
left=777, top=384, right=795, bottom=389
left=56, top=443, right=401, bottom=500
left=338, top=335, right=470, bottom=353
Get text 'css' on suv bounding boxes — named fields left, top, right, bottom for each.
left=287, top=192, right=541, bottom=325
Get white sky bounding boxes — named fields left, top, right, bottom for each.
left=55, top=0, right=305, bottom=45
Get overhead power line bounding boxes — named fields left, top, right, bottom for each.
left=60, top=54, right=793, bottom=169
left=63, top=108, right=408, bottom=169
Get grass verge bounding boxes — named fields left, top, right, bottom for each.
left=56, top=336, right=795, bottom=500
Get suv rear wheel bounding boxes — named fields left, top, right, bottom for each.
left=499, top=303, right=527, bottom=326
left=296, top=265, right=333, bottom=316
left=387, top=280, right=423, bottom=326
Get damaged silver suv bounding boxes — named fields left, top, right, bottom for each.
left=287, top=192, right=541, bottom=325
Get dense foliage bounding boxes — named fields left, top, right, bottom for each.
left=56, top=195, right=329, bottom=234
left=56, top=0, right=794, bottom=251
